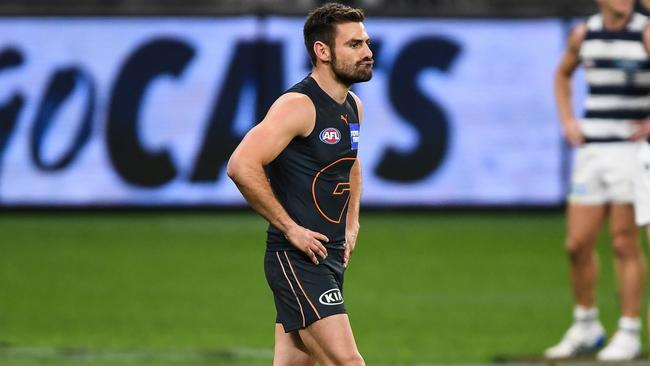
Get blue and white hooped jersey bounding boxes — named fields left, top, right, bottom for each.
left=580, top=12, right=650, bottom=142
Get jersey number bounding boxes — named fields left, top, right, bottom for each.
left=311, top=158, right=356, bottom=224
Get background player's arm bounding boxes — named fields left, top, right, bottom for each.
left=344, top=91, right=363, bottom=268
left=227, top=93, right=329, bottom=265
left=630, top=23, right=650, bottom=140
left=555, top=24, right=586, bottom=146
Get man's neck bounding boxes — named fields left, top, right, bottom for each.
left=310, top=67, right=350, bottom=104
left=601, top=9, right=631, bottom=31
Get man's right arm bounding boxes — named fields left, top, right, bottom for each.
left=555, top=24, right=586, bottom=146
left=227, top=93, right=329, bottom=265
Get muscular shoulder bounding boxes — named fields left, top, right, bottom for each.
left=263, top=92, right=316, bottom=138
left=568, top=23, right=587, bottom=52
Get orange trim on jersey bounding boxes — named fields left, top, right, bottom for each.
left=333, top=182, right=351, bottom=195
left=284, top=251, right=321, bottom=320
left=340, top=114, right=349, bottom=125
left=337, top=194, right=351, bottom=223
left=311, top=157, right=356, bottom=224
left=276, top=252, right=305, bottom=328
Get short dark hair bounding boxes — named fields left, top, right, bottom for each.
left=303, top=2, right=365, bottom=66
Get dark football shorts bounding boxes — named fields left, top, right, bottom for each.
left=264, top=248, right=346, bottom=332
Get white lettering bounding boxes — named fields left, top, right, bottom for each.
left=318, top=288, right=344, bottom=305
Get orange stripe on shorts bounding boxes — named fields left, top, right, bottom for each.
left=276, top=252, right=305, bottom=328
left=284, top=251, right=322, bottom=319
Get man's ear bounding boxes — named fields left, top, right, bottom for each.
left=313, top=41, right=331, bottom=63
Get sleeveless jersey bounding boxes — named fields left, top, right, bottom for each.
left=579, top=12, right=650, bottom=143
left=266, top=76, right=360, bottom=251
left=636, top=1, right=650, bottom=17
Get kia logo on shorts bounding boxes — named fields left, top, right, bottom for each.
left=319, top=128, right=341, bottom=144
left=319, top=288, right=343, bottom=305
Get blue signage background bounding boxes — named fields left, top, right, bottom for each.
left=0, top=17, right=569, bottom=206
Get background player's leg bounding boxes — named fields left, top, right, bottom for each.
left=647, top=226, right=650, bottom=354
left=635, top=143, right=650, bottom=355
left=298, top=314, right=364, bottom=366
left=609, top=203, right=644, bottom=318
left=273, top=324, right=316, bottom=366
left=597, top=203, right=644, bottom=361
left=545, top=203, right=607, bottom=359
left=566, top=203, right=607, bottom=309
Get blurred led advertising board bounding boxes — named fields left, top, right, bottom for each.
left=0, top=17, right=565, bottom=206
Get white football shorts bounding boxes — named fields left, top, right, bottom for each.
left=569, top=142, right=640, bottom=205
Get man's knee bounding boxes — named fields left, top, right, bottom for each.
left=275, top=347, right=317, bottom=366
left=565, top=236, right=594, bottom=263
left=332, top=352, right=365, bottom=366
left=274, top=328, right=315, bottom=366
left=274, top=348, right=316, bottom=366
left=610, top=227, right=641, bottom=258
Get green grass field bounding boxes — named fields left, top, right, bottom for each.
left=0, top=211, right=647, bottom=365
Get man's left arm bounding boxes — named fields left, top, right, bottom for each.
left=345, top=92, right=363, bottom=268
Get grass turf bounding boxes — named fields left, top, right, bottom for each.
left=0, top=211, right=646, bottom=365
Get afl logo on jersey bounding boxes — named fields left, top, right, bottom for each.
left=319, top=128, right=341, bottom=145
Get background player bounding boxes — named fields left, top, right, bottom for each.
left=545, top=0, right=650, bottom=361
